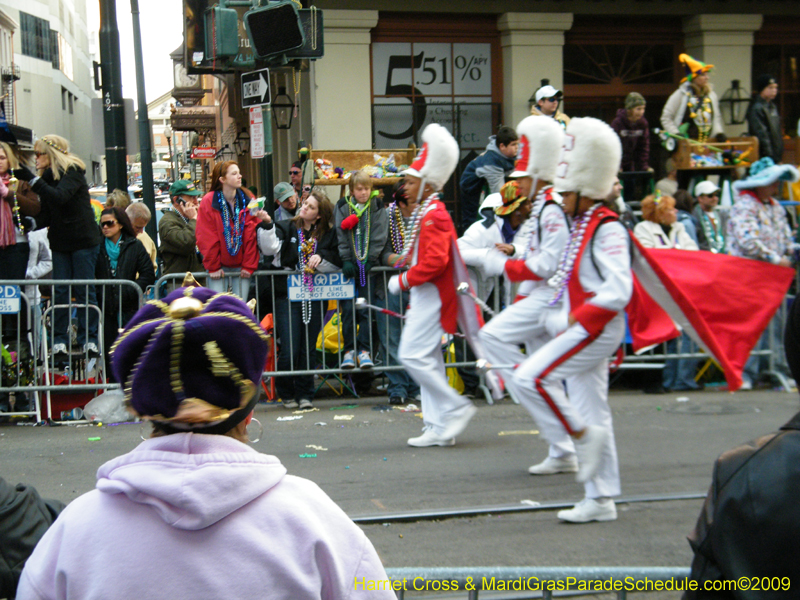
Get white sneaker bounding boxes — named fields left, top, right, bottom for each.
left=738, top=380, right=753, bottom=391
left=557, top=498, right=617, bottom=523
left=574, top=425, right=609, bottom=483
left=440, top=404, right=477, bottom=440
left=407, top=430, right=455, bottom=447
left=528, top=455, right=579, bottom=475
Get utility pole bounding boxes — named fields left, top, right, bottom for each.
left=98, top=0, right=128, bottom=191
left=130, top=0, right=156, bottom=243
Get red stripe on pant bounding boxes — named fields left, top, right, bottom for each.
left=533, top=334, right=597, bottom=436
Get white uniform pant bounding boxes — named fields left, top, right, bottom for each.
left=479, top=288, right=576, bottom=460
left=511, top=313, right=624, bottom=499
left=399, top=283, right=473, bottom=436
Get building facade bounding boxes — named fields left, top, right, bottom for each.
left=1, top=0, right=97, bottom=167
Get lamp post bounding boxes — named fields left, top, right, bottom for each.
left=234, top=127, right=251, bottom=155
left=272, top=87, right=295, bottom=130
left=719, top=80, right=750, bottom=126
left=163, top=125, right=175, bottom=181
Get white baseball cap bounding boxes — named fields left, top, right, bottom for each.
left=694, top=180, right=720, bottom=196
left=535, top=85, right=562, bottom=103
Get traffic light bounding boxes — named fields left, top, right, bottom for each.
left=244, top=1, right=304, bottom=59
left=204, top=5, right=239, bottom=59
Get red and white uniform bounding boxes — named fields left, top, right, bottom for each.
left=458, top=212, right=525, bottom=303
left=480, top=185, right=574, bottom=459
left=397, top=198, right=475, bottom=436
left=511, top=206, right=631, bottom=499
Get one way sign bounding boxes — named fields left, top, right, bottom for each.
left=241, top=68, right=270, bottom=108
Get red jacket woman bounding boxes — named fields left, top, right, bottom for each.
left=196, top=161, right=260, bottom=298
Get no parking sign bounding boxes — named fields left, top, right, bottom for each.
left=0, top=285, right=20, bottom=313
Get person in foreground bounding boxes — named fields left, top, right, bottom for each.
left=683, top=295, right=800, bottom=598
left=16, top=287, right=395, bottom=600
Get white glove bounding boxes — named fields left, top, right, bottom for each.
left=483, top=248, right=509, bottom=277
left=388, top=274, right=401, bottom=295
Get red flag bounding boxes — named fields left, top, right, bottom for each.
left=630, top=239, right=794, bottom=391
left=451, top=238, right=504, bottom=400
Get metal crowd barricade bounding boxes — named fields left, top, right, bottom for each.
left=151, top=268, right=792, bottom=398
left=384, top=566, right=692, bottom=600
left=0, top=279, right=144, bottom=422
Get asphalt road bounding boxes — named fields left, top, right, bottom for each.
left=2, top=387, right=798, bottom=594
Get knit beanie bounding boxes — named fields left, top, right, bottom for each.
left=754, top=74, right=777, bottom=94
left=625, top=92, right=646, bottom=110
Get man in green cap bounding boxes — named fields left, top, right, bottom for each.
left=273, top=181, right=298, bottom=221
left=159, top=180, right=203, bottom=277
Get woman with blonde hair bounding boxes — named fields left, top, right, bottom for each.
left=13, top=134, right=102, bottom=358
left=195, top=160, right=259, bottom=298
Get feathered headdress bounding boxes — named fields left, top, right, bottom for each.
left=403, top=123, right=459, bottom=192
left=554, top=117, right=621, bottom=200
left=510, top=115, right=564, bottom=181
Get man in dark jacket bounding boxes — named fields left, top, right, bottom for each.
left=159, top=180, right=202, bottom=277
left=684, top=296, right=800, bottom=598
left=458, top=126, right=518, bottom=232
left=0, top=477, right=64, bottom=599
left=746, top=74, right=783, bottom=164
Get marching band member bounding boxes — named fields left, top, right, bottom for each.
left=479, top=116, right=579, bottom=475
left=507, top=118, right=628, bottom=523
left=388, top=124, right=481, bottom=447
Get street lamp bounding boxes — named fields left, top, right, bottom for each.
left=234, top=127, right=251, bottom=155
left=719, top=80, right=750, bottom=126
left=163, top=125, right=175, bottom=181
left=272, top=86, right=295, bottom=130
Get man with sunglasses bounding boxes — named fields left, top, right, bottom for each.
left=530, top=83, right=570, bottom=129
left=692, top=180, right=726, bottom=254
left=289, top=162, right=304, bottom=197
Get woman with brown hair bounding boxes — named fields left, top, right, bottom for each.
left=195, top=161, right=259, bottom=298
left=256, top=188, right=342, bottom=410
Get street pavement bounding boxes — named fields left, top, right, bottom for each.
left=2, top=386, right=798, bottom=584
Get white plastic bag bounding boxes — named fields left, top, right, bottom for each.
left=83, top=389, right=132, bottom=423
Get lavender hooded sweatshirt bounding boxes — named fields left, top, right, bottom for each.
left=17, top=433, right=396, bottom=600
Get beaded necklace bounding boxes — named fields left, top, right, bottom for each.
left=218, top=190, right=246, bottom=256
left=388, top=201, right=406, bottom=254
left=297, top=225, right=318, bottom=324
left=700, top=209, right=725, bottom=253
left=394, top=195, right=435, bottom=269
left=685, top=90, right=713, bottom=143
left=349, top=201, right=371, bottom=287
left=548, top=203, right=599, bottom=305
left=5, top=176, right=22, bottom=233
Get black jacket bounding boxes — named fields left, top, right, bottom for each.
left=0, top=477, right=65, bottom=599
left=746, top=96, right=784, bottom=164
left=685, top=411, right=800, bottom=599
left=260, top=219, right=342, bottom=297
left=32, top=167, right=102, bottom=253
left=95, top=233, right=155, bottom=321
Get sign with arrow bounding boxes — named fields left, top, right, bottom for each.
left=241, top=68, right=271, bottom=108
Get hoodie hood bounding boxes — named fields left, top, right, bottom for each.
left=485, top=136, right=502, bottom=156
left=96, top=433, right=286, bottom=530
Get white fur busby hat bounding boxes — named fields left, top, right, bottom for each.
left=554, top=117, right=621, bottom=199
left=510, top=115, right=565, bottom=180
left=403, top=123, right=459, bottom=191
